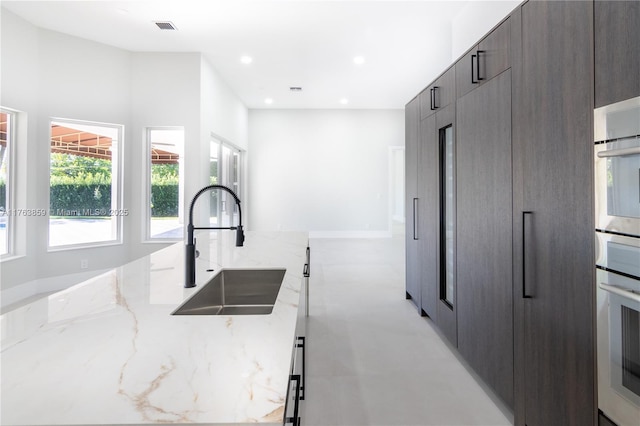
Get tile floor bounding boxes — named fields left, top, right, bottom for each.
left=301, top=236, right=513, bottom=426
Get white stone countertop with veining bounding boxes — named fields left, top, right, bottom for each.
left=1, top=231, right=309, bottom=426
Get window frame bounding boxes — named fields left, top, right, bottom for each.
left=143, top=126, right=185, bottom=243
left=0, top=108, right=16, bottom=259
left=47, top=117, right=124, bottom=251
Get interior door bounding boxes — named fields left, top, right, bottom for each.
left=210, top=138, right=242, bottom=229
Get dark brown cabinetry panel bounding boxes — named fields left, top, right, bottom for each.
left=513, top=1, right=595, bottom=425
left=433, top=104, right=457, bottom=346
left=456, top=47, right=479, bottom=99
left=479, top=18, right=511, bottom=83
left=456, top=19, right=510, bottom=98
left=595, top=0, right=640, bottom=107
left=418, top=113, right=438, bottom=319
left=420, top=68, right=455, bottom=120
left=456, top=69, right=513, bottom=408
left=405, top=97, right=421, bottom=311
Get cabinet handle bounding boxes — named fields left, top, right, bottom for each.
left=430, top=88, right=434, bottom=110
left=471, top=54, right=478, bottom=84
left=413, top=198, right=419, bottom=240
left=522, top=211, right=533, bottom=299
left=296, top=336, right=306, bottom=400
left=305, top=246, right=310, bottom=317
left=476, top=50, right=485, bottom=81
left=285, top=374, right=301, bottom=426
left=432, top=86, right=439, bottom=110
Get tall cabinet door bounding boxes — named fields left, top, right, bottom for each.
left=434, top=103, right=457, bottom=345
left=418, top=113, right=437, bottom=319
left=513, top=2, right=596, bottom=425
left=419, top=104, right=458, bottom=343
left=594, top=0, right=640, bottom=108
left=456, top=69, right=513, bottom=408
left=405, top=97, right=421, bottom=311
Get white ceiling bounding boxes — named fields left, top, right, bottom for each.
left=2, top=0, right=506, bottom=109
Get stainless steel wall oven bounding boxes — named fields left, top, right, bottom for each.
left=595, top=96, right=640, bottom=426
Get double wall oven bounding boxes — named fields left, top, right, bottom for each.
left=595, top=96, right=640, bottom=426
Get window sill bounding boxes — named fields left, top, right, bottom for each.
left=47, top=240, right=123, bottom=252
left=0, top=254, right=26, bottom=263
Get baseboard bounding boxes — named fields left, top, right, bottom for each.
left=309, top=230, right=392, bottom=239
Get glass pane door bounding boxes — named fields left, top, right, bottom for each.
left=210, top=138, right=242, bottom=228
left=440, top=125, right=455, bottom=306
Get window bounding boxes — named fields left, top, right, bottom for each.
left=210, top=137, right=242, bottom=228
left=0, top=110, right=15, bottom=256
left=48, top=119, right=124, bottom=248
left=146, top=128, right=184, bottom=240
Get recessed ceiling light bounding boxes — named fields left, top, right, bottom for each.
left=240, top=55, right=253, bottom=65
left=353, top=56, right=365, bottom=65
left=264, top=98, right=274, bottom=105
left=340, top=98, right=349, bottom=105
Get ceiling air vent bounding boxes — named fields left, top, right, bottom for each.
left=155, top=21, right=177, bottom=30
left=289, top=87, right=303, bottom=92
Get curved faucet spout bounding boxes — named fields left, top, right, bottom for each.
left=185, top=184, right=244, bottom=288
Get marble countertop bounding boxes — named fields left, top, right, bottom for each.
left=1, top=231, right=309, bottom=426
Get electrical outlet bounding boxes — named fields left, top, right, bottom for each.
left=80, top=259, right=89, bottom=269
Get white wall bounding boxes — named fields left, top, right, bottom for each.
left=0, top=9, right=248, bottom=293
left=128, top=52, right=202, bottom=260
left=248, top=109, right=404, bottom=237
left=0, top=9, right=39, bottom=289
left=451, top=0, right=521, bottom=60
left=1, top=10, right=133, bottom=290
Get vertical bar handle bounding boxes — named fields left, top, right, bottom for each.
left=430, top=88, right=435, bottom=110
left=522, top=211, right=533, bottom=299
left=471, top=54, right=478, bottom=84
left=304, top=245, right=310, bottom=317
left=285, top=374, right=301, bottom=425
left=413, top=198, right=419, bottom=240
left=477, top=50, right=485, bottom=81
left=296, top=336, right=306, bottom=400
left=432, top=86, right=439, bottom=110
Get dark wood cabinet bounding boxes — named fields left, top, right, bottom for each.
left=433, top=103, right=457, bottom=346
left=456, top=69, right=513, bottom=408
left=406, top=2, right=599, bottom=424
left=418, top=103, right=458, bottom=344
left=595, top=0, right=640, bottom=107
left=512, top=1, right=596, bottom=425
left=420, top=68, right=455, bottom=120
left=478, top=18, right=511, bottom=83
left=456, top=47, right=479, bottom=99
left=456, top=19, right=510, bottom=98
left=418, top=112, right=437, bottom=319
left=405, top=96, right=421, bottom=312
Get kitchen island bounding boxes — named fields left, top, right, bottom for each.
left=1, top=231, right=309, bottom=426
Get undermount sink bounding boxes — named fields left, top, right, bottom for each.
left=171, top=268, right=286, bottom=316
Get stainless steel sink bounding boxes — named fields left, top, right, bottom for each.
left=171, top=268, right=286, bottom=315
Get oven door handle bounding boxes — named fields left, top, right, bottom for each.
left=596, top=146, right=640, bottom=158
left=599, top=282, right=640, bottom=303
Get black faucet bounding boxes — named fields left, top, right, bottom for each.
left=185, top=184, right=244, bottom=288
